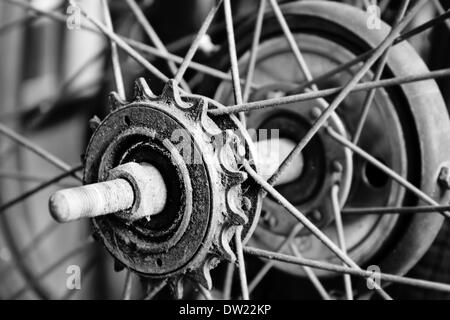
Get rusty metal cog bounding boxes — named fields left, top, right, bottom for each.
left=82, top=78, right=261, bottom=289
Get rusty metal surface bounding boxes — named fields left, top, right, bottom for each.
left=83, top=78, right=261, bottom=289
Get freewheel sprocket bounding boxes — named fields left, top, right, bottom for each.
left=82, top=78, right=261, bottom=289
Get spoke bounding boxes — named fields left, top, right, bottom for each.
left=0, top=123, right=81, bottom=181
left=290, top=244, right=332, bottom=300
left=0, top=171, right=78, bottom=188
left=4, top=0, right=258, bottom=90
left=0, top=72, right=100, bottom=123
left=0, top=14, right=35, bottom=35
left=10, top=0, right=447, bottom=95
left=174, top=0, right=223, bottom=83
left=124, top=0, right=173, bottom=70
left=327, top=127, right=450, bottom=219
left=331, top=185, right=353, bottom=300
left=379, top=0, right=391, bottom=13
left=243, top=0, right=266, bottom=103
left=268, top=0, right=318, bottom=90
left=248, top=224, right=302, bottom=294
left=143, top=279, right=167, bottom=300
left=352, top=52, right=388, bottom=145
left=209, top=68, right=450, bottom=116
left=432, top=0, right=450, bottom=32
left=395, top=7, right=450, bottom=42
left=122, top=269, right=134, bottom=300
left=289, top=8, right=450, bottom=95
left=0, top=222, right=59, bottom=279
left=124, top=0, right=190, bottom=93
left=224, top=0, right=245, bottom=124
left=266, top=0, right=428, bottom=187
left=0, top=0, right=65, bottom=35
left=5, top=0, right=82, bottom=29
left=2, top=52, right=107, bottom=122
left=165, top=8, right=267, bottom=53
left=245, top=246, right=450, bottom=294
left=247, top=223, right=330, bottom=300
left=130, top=37, right=254, bottom=87
left=68, top=0, right=169, bottom=83
left=353, top=0, right=410, bottom=145
left=8, top=238, right=95, bottom=300
left=0, top=165, right=82, bottom=214
left=101, top=0, right=126, bottom=100
left=234, top=226, right=250, bottom=300
left=223, top=262, right=234, bottom=300
left=242, top=161, right=392, bottom=299
left=343, top=205, right=450, bottom=215
left=59, top=49, right=106, bottom=97
left=126, top=35, right=261, bottom=89
left=195, top=283, right=213, bottom=300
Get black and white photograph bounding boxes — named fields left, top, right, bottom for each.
left=0, top=0, right=450, bottom=307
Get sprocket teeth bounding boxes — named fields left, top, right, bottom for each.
left=217, top=130, right=246, bottom=171
left=89, top=115, right=101, bottom=132
left=221, top=167, right=247, bottom=189
left=99, top=80, right=258, bottom=290
left=141, top=278, right=166, bottom=299
left=109, top=92, right=127, bottom=111
left=161, top=80, right=209, bottom=123
left=214, top=130, right=248, bottom=225
left=202, top=121, right=223, bottom=143
left=226, top=188, right=248, bottom=225
left=161, top=79, right=184, bottom=107
left=188, top=255, right=219, bottom=290
left=134, top=77, right=156, bottom=101
left=182, top=96, right=209, bottom=123
left=218, top=223, right=237, bottom=262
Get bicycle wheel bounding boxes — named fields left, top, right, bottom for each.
left=1, top=0, right=450, bottom=300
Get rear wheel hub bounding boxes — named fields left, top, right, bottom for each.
left=82, top=79, right=261, bottom=287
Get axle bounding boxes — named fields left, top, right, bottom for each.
left=49, top=139, right=302, bottom=223
left=49, top=162, right=167, bottom=222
